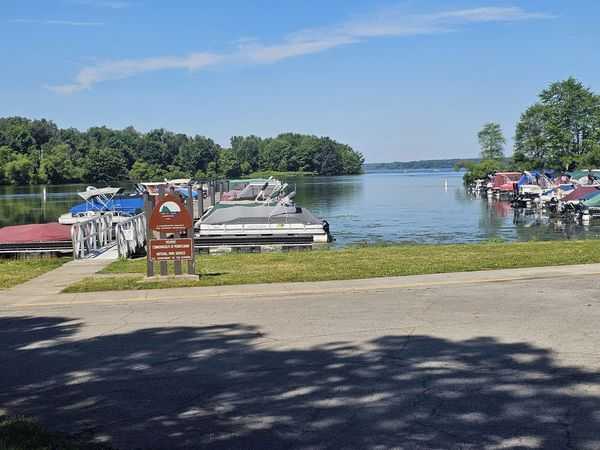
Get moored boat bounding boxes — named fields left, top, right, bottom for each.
left=59, top=186, right=143, bottom=225
left=195, top=189, right=331, bottom=249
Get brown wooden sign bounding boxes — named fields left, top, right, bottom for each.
left=149, top=192, right=193, bottom=232
left=149, top=238, right=194, bottom=261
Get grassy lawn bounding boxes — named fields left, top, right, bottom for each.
left=64, top=240, right=600, bottom=293
left=0, top=416, right=113, bottom=450
left=0, top=257, right=67, bottom=290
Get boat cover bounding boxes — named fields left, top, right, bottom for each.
left=200, top=202, right=323, bottom=226
left=174, top=188, right=198, bottom=199
left=70, top=196, right=144, bottom=215
left=560, top=186, right=600, bottom=202
left=492, top=172, right=521, bottom=190
left=583, top=191, right=600, bottom=207
left=0, top=223, right=71, bottom=244
left=517, top=171, right=552, bottom=188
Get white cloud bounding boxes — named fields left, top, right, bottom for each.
left=49, top=5, right=552, bottom=94
left=48, top=53, right=222, bottom=94
left=11, top=18, right=104, bottom=27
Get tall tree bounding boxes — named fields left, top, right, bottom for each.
left=84, top=148, right=128, bottom=183
left=478, top=122, right=505, bottom=160
left=231, top=135, right=261, bottom=174
left=514, top=104, right=549, bottom=166
left=39, top=144, right=84, bottom=184
left=538, top=77, right=600, bottom=167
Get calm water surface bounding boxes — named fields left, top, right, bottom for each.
left=2, top=171, right=600, bottom=245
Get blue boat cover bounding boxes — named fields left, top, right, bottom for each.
left=174, top=188, right=198, bottom=199
left=70, top=196, right=144, bottom=215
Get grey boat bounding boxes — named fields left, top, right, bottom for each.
left=195, top=199, right=331, bottom=248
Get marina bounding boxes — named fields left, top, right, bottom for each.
left=0, top=176, right=332, bottom=257
left=4, top=170, right=600, bottom=259
left=472, top=168, right=600, bottom=224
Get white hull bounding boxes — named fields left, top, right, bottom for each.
left=59, top=212, right=134, bottom=225
left=197, top=223, right=329, bottom=243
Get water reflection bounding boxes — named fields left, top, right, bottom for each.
left=0, top=185, right=84, bottom=228
left=3, top=172, right=600, bottom=244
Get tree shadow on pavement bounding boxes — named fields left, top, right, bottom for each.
left=1, top=315, right=600, bottom=450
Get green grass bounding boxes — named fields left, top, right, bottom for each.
left=0, top=257, right=67, bottom=290
left=64, top=240, right=600, bottom=293
left=0, top=416, right=113, bottom=450
left=243, top=170, right=316, bottom=178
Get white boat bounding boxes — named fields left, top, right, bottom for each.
left=195, top=190, right=331, bottom=248
left=59, top=186, right=141, bottom=225
left=220, top=177, right=282, bottom=201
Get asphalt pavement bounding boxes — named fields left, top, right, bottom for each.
left=2, top=265, right=600, bottom=449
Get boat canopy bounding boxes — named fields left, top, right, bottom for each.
left=78, top=187, right=122, bottom=201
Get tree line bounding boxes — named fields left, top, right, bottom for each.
left=0, top=117, right=364, bottom=185
left=460, top=77, right=600, bottom=183
left=365, top=159, right=481, bottom=171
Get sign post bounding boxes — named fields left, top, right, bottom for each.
left=146, top=184, right=196, bottom=278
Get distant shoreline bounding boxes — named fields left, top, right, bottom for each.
left=363, top=159, right=479, bottom=171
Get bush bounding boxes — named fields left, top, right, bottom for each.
left=461, top=159, right=508, bottom=185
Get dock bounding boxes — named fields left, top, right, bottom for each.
left=0, top=177, right=331, bottom=260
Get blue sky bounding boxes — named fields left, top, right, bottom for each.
left=1, top=1, right=599, bottom=162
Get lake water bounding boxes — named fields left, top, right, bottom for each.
left=2, top=170, right=600, bottom=245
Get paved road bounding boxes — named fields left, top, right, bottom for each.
left=2, top=266, right=600, bottom=449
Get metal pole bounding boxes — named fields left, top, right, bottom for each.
left=158, top=185, right=168, bottom=276
left=144, top=192, right=154, bottom=277
left=198, top=184, right=205, bottom=216
left=187, top=183, right=196, bottom=275
left=210, top=180, right=216, bottom=207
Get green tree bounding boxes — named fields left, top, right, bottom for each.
left=478, top=123, right=505, bottom=160
left=217, top=149, right=241, bottom=178
left=462, top=159, right=508, bottom=185
left=39, top=144, right=84, bottom=184
left=175, top=136, right=219, bottom=174
left=338, top=144, right=364, bottom=174
left=313, top=137, right=343, bottom=175
left=4, top=154, right=34, bottom=185
left=129, top=161, right=165, bottom=181
left=0, top=146, right=17, bottom=184
left=514, top=104, right=548, bottom=168
left=231, top=135, right=261, bottom=174
left=0, top=115, right=365, bottom=183
left=84, top=148, right=128, bottom=184
left=538, top=77, right=600, bottom=168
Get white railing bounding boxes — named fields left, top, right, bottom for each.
left=115, top=213, right=146, bottom=258
left=71, top=214, right=114, bottom=259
